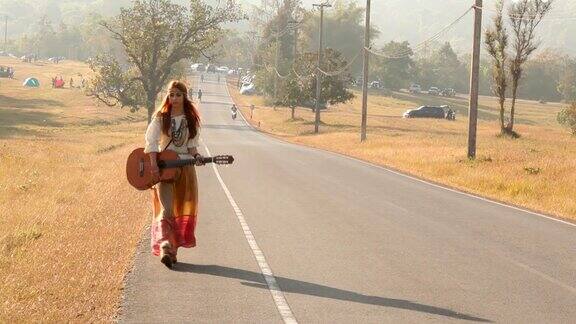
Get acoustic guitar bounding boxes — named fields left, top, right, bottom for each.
left=126, top=148, right=234, bottom=190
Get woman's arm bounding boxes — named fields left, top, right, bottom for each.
left=144, top=116, right=161, bottom=179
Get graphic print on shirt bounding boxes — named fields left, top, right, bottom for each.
left=171, top=117, right=188, bottom=147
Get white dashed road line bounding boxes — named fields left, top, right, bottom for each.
left=203, top=143, right=298, bottom=324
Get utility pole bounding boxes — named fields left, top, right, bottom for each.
left=288, top=19, right=300, bottom=65
left=360, top=0, right=371, bottom=142
left=313, top=2, right=331, bottom=134
left=3, top=15, right=7, bottom=53
left=274, top=26, right=280, bottom=104
left=467, top=0, right=483, bottom=159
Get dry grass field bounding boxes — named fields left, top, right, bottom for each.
left=227, top=79, right=576, bottom=222
left=0, top=57, right=152, bottom=322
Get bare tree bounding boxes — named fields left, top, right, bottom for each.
left=87, top=0, right=243, bottom=122
left=507, top=0, right=553, bottom=135
left=485, top=0, right=508, bottom=133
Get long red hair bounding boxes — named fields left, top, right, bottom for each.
left=155, top=80, right=201, bottom=139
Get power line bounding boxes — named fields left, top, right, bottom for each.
left=292, top=66, right=315, bottom=80
left=272, top=66, right=291, bottom=79
left=317, top=49, right=363, bottom=76
left=367, top=6, right=474, bottom=59
left=475, top=5, right=576, bottom=21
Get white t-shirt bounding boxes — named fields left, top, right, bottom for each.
left=144, top=114, right=200, bottom=157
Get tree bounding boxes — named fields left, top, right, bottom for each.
left=484, top=0, right=553, bottom=136
left=484, top=0, right=508, bottom=133
left=430, top=42, right=467, bottom=91
left=281, top=74, right=303, bottom=119
left=558, top=57, right=576, bottom=102
left=520, top=51, right=563, bottom=102
left=507, top=0, right=553, bottom=134
left=371, top=41, right=415, bottom=91
left=301, top=0, right=379, bottom=75
left=87, top=0, right=242, bottom=122
left=557, top=102, right=576, bottom=135
left=248, top=0, right=301, bottom=102
left=293, top=48, right=354, bottom=108
left=215, top=30, right=252, bottom=68
left=262, top=48, right=353, bottom=112
left=412, top=41, right=468, bottom=92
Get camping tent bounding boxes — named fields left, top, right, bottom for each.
left=23, top=77, right=40, bottom=87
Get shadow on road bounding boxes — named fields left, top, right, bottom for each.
left=175, top=263, right=491, bottom=322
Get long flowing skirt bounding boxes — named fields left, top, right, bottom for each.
left=150, top=165, right=198, bottom=256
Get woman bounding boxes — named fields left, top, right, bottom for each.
left=144, top=80, right=203, bottom=269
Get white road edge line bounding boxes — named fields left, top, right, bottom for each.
left=224, top=77, right=575, bottom=229
left=203, top=142, right=298, bottom=324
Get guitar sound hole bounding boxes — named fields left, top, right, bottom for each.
left=139, top=159, right=144, bottom=177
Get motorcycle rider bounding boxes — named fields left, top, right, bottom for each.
left=231, top=104, right=238, bottom=120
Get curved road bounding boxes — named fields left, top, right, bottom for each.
left=119, top=74, right=576, bottom=323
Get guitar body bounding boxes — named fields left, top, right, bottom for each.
left=126, top=148, right=179, bottom=190
left=126, top=148, right=234, bottom=190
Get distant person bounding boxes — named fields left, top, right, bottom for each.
left=250, top=104, right=255, bottom=119
left=197, top=88, right=202, bottom=102
left=200, top=74, right=204, bottom=83
left=55, top=76, right=64, bottom=88
left=69, top=77, right=74, bottom=88
left=231, top=104, right=238, bottom=120
left=217, top=74, right=220, bottom=83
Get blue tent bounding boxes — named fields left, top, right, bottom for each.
left=23, top=77, right=40, bottom=87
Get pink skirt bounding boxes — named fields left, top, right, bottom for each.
left=150, top=165, right=198, bottom=256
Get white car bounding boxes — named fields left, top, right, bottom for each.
left=409, top=84, right=421, bottom=94
left=240, top=83, right=255, bottom=95
left=216, top=66, right=229, bottom=73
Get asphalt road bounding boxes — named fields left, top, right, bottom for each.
left=119, top=74, right=576, bottom=323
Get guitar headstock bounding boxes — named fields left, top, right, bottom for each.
left=213, top=155, right=234, bottom=165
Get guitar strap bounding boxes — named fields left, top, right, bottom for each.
left=162, top=138, right=173, bottom=152
left=162, top=115, right=174, bottom=152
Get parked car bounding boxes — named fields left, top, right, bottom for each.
left=216, top=66, right=229, bottom=73
left=403, top=105, right=448, bottom=119
left=370, top=81, right=382, bottom=89
left=409, top=84, right=421, bottom=94
left=440, top=88, right=456, bottom=97
left=445, top=108, right=456, bottom=120
left=191, top=63, right=206, bottom=72
left=428, top=86, right=440, bottom=95
left=0, top=65, right=14, bottom=78
left=206, top=64, right=216, bottom=73
left=240, top=83, right=256, bottom=95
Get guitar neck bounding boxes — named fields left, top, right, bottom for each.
left=159, top=157, right=213, bottom=169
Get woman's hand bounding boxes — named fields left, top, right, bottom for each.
left=194, top=153, right=205, bottom=166
left=150, top=153, right=160, bottom=183
left=150, top=163, right=160, bottom=183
